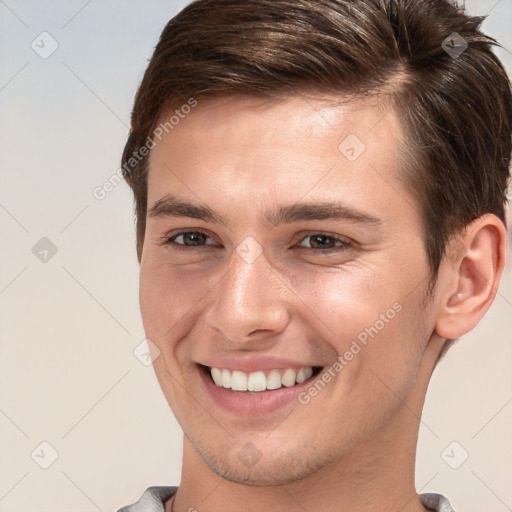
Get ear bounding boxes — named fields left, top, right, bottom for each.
left=435, top=214, right=507, bottom=340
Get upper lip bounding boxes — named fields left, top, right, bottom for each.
left=197, top=356, right=324, bottom=373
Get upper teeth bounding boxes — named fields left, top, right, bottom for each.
left=210, top=367, right=313, bottom=392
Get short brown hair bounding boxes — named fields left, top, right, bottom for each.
left=122, top=0, right=512, bottom=286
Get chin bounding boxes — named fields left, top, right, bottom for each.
left=190, top=435, right=333, bottom=486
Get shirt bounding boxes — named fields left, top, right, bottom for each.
left=116, top=486, right=456, bottom=511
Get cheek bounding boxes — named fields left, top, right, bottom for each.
left=285, top=265, right=399, bottom=342
left=139, top=259, right=214, bottom=336
left=289, top=264, right=428, bottom=376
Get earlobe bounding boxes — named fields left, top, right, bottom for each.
left=435, top=214, right=506, bottom=340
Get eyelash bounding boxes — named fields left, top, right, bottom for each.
left=158, top=230, right=354, bottom=253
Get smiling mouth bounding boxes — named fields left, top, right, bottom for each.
left=201, top=365, right=323, bottom=392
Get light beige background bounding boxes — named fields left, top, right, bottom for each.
left=0, top=1, right=511, bottom=511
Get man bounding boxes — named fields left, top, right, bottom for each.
left=117, top=0, right=511, bottom=510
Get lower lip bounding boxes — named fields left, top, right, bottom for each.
left=198, top=366, right=319, bottom=416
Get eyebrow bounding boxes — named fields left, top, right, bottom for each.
left=147, top=194, right=382, bottom=227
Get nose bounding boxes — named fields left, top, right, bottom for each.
left=204, top=246, right=290, bottom=346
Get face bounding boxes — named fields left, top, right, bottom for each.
left=139, top=94, right=438, bottom=485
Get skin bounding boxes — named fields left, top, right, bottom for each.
left=138, top=94, right=506, bottom=512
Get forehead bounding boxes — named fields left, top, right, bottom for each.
left=146, top=93, right=414, bottom=224
left=152, top=93, right=400, bottom=153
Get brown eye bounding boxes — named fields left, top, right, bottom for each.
left=298, top=233, right=352, bottom=251
left=163, top=231, right=216, bottom=247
